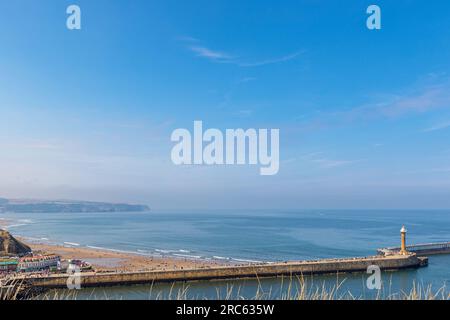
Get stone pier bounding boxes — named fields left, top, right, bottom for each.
left=24, top=253, right=426, bottom=289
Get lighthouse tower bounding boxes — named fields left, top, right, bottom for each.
left=400, top=226, right=408, bottom=255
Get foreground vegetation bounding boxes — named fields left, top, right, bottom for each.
left=2, top=276, right=447, bottom=300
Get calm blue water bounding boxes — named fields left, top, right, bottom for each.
left=2, top=210, right=450, bottom=299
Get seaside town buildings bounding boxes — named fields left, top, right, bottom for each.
left=0, top=254, right=94, bottom=275
left=0, top=258, right=19, bottom=273
left=18, top=254, right=61, bottom=273
left=0, top=254, right=61, bottom=274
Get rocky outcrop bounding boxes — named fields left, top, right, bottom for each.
left=0, top=229, right=32, bottom=257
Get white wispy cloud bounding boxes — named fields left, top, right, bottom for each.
left=293, top=78, right=450, bottom=132
left=380, top=86, right=449, bottom=117
left=176, top=36, right=200, bottom=43
left=298, top=152, right=324, bottom=159
left=297, top=152, right=361, bottom=169
left=237, top=77, right=257, bottom=83
left=312, top=158, right=361, bottom=168
left=233, top=109, right=253, bottom=117
left=345, top=84, right=450, bottom=120
left=281, top=158, right=297, bottom=164
left=189, top=46, right=235, bottom=63
left=181, top=37, right=302, bottom=67
left=238, top=50, right=304, bottom=67
left=423, top=120, right=450, bottom=132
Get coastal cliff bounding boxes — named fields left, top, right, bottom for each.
left=0, top=229, right=32, bottom=256
left=0, top=197, right=150, bottom=213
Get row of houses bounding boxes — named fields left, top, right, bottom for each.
left=0, top=258, right=18, bottom=273
left=0, top=254, right=61, bottom=273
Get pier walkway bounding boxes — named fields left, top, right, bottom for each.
left=377, top=242, right=450, bottom=256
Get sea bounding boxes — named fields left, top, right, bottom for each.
left=1, top=209, right=449, bottom=299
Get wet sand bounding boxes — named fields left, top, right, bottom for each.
left=26, top=242, right=228, bottom=272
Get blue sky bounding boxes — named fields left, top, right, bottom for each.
left=1, top=0, right=450, bottom=209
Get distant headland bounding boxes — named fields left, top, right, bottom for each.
left=0, top=197, right=150, bottom=213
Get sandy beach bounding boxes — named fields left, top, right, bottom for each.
left=25, top=242, right=228, bottom=272
left=0, top=218, right=228, bottom=273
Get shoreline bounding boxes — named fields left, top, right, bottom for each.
left=0, top=217, right=264, bottom=268
left=0, top=217, right=238, bottom=271
left=21, top=240, right=231, bottom=272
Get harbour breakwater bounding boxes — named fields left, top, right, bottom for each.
left=24, top=253, right=427, bottom=289
left=377, top=242, right=450, bottom=257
